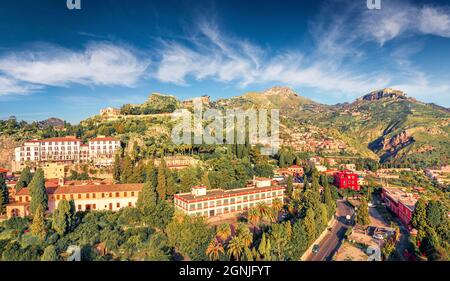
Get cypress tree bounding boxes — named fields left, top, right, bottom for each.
left=31, top=205, right=46, bottom=241
left=113, top=154, right=121, bottom=182
left=15, top=166, right=32, bottom=192
left=303, top=175, right=309, bottom=191
left=303, top=208, right=317, bottom=244
left=356, top=198, right=371, bottom=227
left=29, top=169, right=47, bottom=215
left=286, top=175, right=294, bottom=197
left=411, top=198, right=427, bottom=231
left=156, top=158, right=167, bottom=200
left=0, top=177, right=9, bottom=214
left=322, top=183, right=336, bottom=219
left=120, top=155, right=133, bottom=183
left=52, top=199, right=74, bottom=236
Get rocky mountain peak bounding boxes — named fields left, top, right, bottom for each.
left=262, top=86, right=299, bottom=97
left=360, top=88, right=407, bottom=102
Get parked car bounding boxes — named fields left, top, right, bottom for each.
left=312, top=244, right=320, bottom=254
left=373, top=233, right=385, bottom=240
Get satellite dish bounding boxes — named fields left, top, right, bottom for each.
left=346, top=215, right=351, bottom=220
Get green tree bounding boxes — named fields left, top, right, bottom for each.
left=356, top=198, right=371, bottom=227
left=411, top=198, right=428, bottom=231
left=426, top=201, right=447, bottom=230
left=303, top=208, right=317, bottom=243
left=156, top=158, right=168, bottom=200
left=30, top=205, right=46, bottom=241
left=322, top=183, right=336, bottom=219
left=15, top=166, right=33, bottom=192
left=286, top=175, right=294, bottom=197
left=0, top=177, right=9, bottom=214
left=120, top=155, right=133, bottom=183
left=52, top=199, right=75, bottom=236
left=29, top=169, right=47, bottom=215
left=41, top=245, right=58, bottom=261
left=288, top=220, right=309, bottom=260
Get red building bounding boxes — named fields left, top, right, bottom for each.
left=381, top=186, right=418, bottom=230
left=0, top=168, right=8, bottom=179
left=334, top=171, right=360, bottom=191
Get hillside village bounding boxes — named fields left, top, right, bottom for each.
left=0, top=87, right=449, bottom=262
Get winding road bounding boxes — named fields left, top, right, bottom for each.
left=304, top=200, right=354, bottom=261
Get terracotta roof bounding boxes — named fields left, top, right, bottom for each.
left=39, top=137, right=81, bottom=142
left=89, top=137, right=119, bottom=142
left=16, top=186, right=59, bottom=196
left=15, top=183, right=143, bottom=196
left=0, top=168, right=8, bottom=173
left=53, top=183, right=143, bottom=194
left=175, top=185, right=284, bottom=203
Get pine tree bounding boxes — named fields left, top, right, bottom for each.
left=156, top=158, right=167, bottom=200
left=31, top=205, right=46, bottom=241
left=113, top=154, right=121, bottom=182
left=279, top=153, right=286, bottom=168
left=15, top=166, right=32, bottom=192
left=166, top=170, right=176, bottom=196
left=137, top=180, right=158, bottom=213
left=41, top=245, right=58, bottom=261
left=29, top=169, right=47, bottom=215
left=0, top=177, right=9, bottom=214
left=145, top=159, right=158, bottom=188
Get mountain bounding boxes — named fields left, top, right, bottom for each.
left=37, top=117, right=65, bottom=129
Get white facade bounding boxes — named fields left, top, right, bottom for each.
left=13, top=136, right=120, bottom=167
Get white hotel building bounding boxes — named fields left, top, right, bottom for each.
left=174, top=178, right=285, bottom=217
left=13, top=136, right=120, bottom=170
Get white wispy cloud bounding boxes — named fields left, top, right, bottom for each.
left=0, top=42, right=149, bottom=95
left=155, top=20, right=390, bottom=95
left=359, top=1, right=450, bottom=46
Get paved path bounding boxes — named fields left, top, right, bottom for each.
left=304, top=200, right=354, bottom=261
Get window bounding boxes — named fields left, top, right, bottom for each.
left=102, top=193, right=105, bottom=198
left=243, top=196, right=248, bottom=201
left=56, top=195, right=60, bottom=200
left=128, top=202, right=132, bottom=207
left=92, top=204, right=96, bottom=210
left=224, top=199, right=229, bottom=205
left=131, top=192, right=135, bottom=196
left=78, top=194, right=81, bottom=199
left=116, top=192, right=120, bottom=197
left=109, top=193, right=112, bottom=197
left=116, top=203, right=120, bottom=208
left=230, top=198, right=235, bottom=204
left=124, top=192, right=127, bottom=197
left=78, top=204, right=82, bottom=210
left=197, top=203, right=202, bottom=209
left=86, top=194, right=90, bottom=199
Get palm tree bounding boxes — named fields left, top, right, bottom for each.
left=236, top=224, right=253, bottom=248
left=272, top=198, right=283, bottom=214
left=206, top=239, right=224, bottom=261
left=227, top=236, right=244, bottom=261
left=216, top=223, right=231, bottom=242
left=247, top=208, right=260, bottom=225
left=256, top=202, right=273, bottom=223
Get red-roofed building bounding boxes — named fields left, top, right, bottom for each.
left=6, top=182, right=143, bottom=219
left=174, top=178, right=284, bottom=217
left=12, top=135, right=121, bottom=171
left=334, top=171, right=360, bottom=191
left=0, top=167, right=8, bottom=179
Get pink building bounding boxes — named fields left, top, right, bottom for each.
left=381, top=186, right=418, bottom=229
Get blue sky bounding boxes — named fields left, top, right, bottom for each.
left=0, top=0, right=450, bottom=123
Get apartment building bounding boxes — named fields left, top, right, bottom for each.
left=12, top=136, right=120, bottom=170
left=381, top=186, right=418, bottom=230
left=88, top=137, right=121, bottom=166
left=6, top=181, right=143, bottom=219
left=174, top=178, right=284, bottom=217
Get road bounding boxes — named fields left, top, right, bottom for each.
left=304, top=200, right=354, bottom=261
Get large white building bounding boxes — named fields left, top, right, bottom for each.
left=174, top=178, right=285, bottom=217
left=13, top=136, right=120, bottom=170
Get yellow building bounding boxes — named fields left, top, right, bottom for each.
left=41, top=162, right=67, bottom=179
